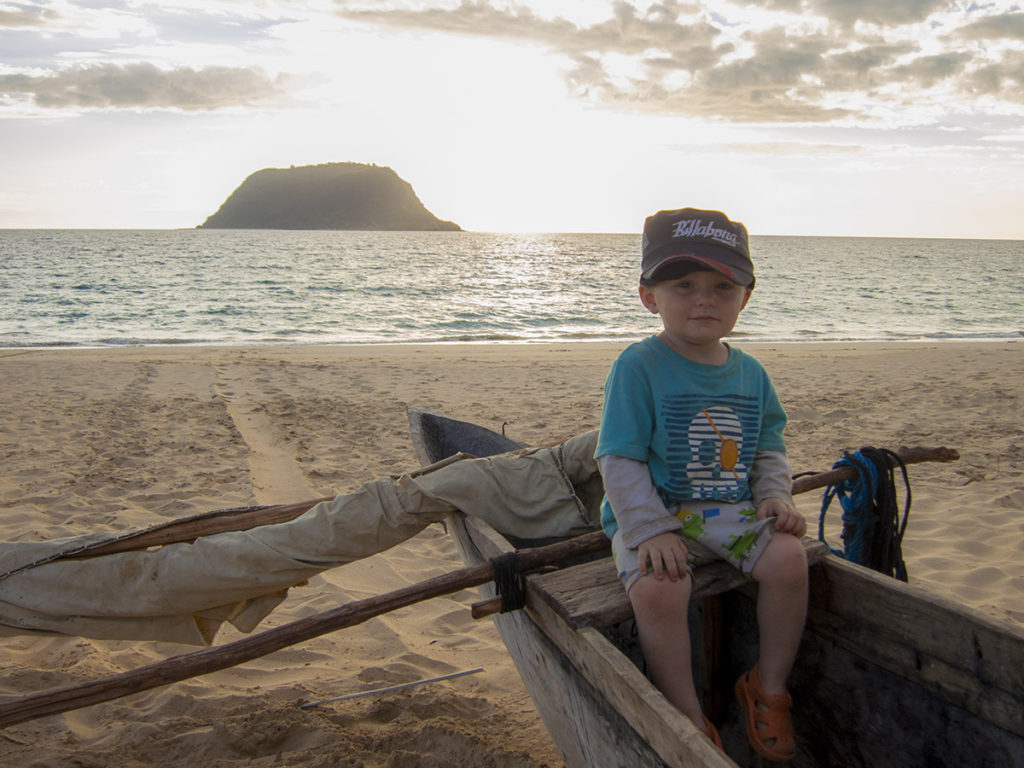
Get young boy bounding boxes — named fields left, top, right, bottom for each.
left=595, top=207, right=809, bottom=761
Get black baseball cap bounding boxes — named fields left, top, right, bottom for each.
left=641, top=207, right=754, bottom=287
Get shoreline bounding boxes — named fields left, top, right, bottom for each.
left=2, top=334, right=1021, bottom=353
left=0, top=340, right=1021, bottom=766
left=1, top=336, right=1020, bottom=358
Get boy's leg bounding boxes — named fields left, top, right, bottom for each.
left=628, top=573, right=705, bottom=725
left=750, top=531, right=808, bottom=694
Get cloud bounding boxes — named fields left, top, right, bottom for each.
left=889, top=51, right=972, bottom=89
left=338, top=0, right=721, bottom=57
left=0, top=62, right=291, bottom=111
left=964, top=49, right=1024, bottom=102
left=0, top=4, right=59, bottom=29
left=334, top=0, right=1024, bottom=124
left=670, top=140, right=865, bottom=155
left=958, top=11, right=1024, bottom=41
left=6, top=1, right=1021, bottom=123
left=787, top=0, right=949, bottom=27
left=0, top=2, right=295, bottom=67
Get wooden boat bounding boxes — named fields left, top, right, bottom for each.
left=408, top=408, right=1024, bottom=768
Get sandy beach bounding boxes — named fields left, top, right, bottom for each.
left=0, top=340, right=1021, bottom=767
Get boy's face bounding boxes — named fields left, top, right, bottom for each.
left=639, top=269, right=752, bottom=357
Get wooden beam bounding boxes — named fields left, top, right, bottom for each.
left=522, top=538, right=829, bottom=630
left=791, top=445, right=958, bottom=496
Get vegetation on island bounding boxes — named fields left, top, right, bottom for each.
left=198, top=162, right=461, bottom=231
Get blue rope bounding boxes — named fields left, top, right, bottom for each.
left=818, top=448, right=910, bottom=581
left=818, top=451, right=876, bottom=561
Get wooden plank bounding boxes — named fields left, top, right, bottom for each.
left=526, top=594, right=736, bottom=768
left=491, top=595, right=672, bottom=768
left=527, top=556, right=629, bottom=627
left=808, top=555, right=1024, bottom=737
left=529, top=538, right=830, bottom=630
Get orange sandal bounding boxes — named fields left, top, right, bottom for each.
left=701, top=715, right=724, bottom=751
left=734, top=665, right=795, bottom=762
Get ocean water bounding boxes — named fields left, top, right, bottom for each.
left=0, top=229, right=1021, bottom=348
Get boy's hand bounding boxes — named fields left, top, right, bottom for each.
left=757, top=497, right=807, bottom=538
left=637, top=532, right=689, bottom=582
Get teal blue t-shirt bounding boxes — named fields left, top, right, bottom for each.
left=596, top=337, right=787, bottom=538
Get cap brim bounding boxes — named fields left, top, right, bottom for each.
left=642, top=249, right=754, bottom=286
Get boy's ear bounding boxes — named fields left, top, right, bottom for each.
left=740, top=287, right=753, bottom=310
left=638, top=284, right=659, bottom=314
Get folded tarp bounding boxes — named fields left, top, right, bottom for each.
left=0, top=432, right=601, bottom=645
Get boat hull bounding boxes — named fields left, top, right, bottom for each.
left=408, top=409, right=1024, bottom=768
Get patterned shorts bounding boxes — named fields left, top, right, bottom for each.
left=611, top=500, right=775, bottom=592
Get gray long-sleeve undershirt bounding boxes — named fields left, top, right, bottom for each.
left=598, top=451, right=794, bottom=550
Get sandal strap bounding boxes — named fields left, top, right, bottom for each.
left=701, top=715, right=724, bottom=750
left=753, top=688, right=792, bottom=711
left=749, top=665, right=792, bottom=709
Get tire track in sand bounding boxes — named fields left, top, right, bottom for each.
left=212, top=364, right=316, bottom=504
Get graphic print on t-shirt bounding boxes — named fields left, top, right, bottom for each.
left=662, top=395, right=761, bottom=501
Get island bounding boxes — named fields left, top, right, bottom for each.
left=197, top=162, right=461, bottom=231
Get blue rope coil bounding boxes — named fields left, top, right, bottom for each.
left=818, top=447, right=910, bottom=581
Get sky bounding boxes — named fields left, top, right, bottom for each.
left=1, top=1, right=1022, bottom=237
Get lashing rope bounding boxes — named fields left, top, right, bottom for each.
left=489, top=552, right=526, bottom=613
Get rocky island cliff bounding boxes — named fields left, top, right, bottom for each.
left=198, top=163, right=461, bottom=231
